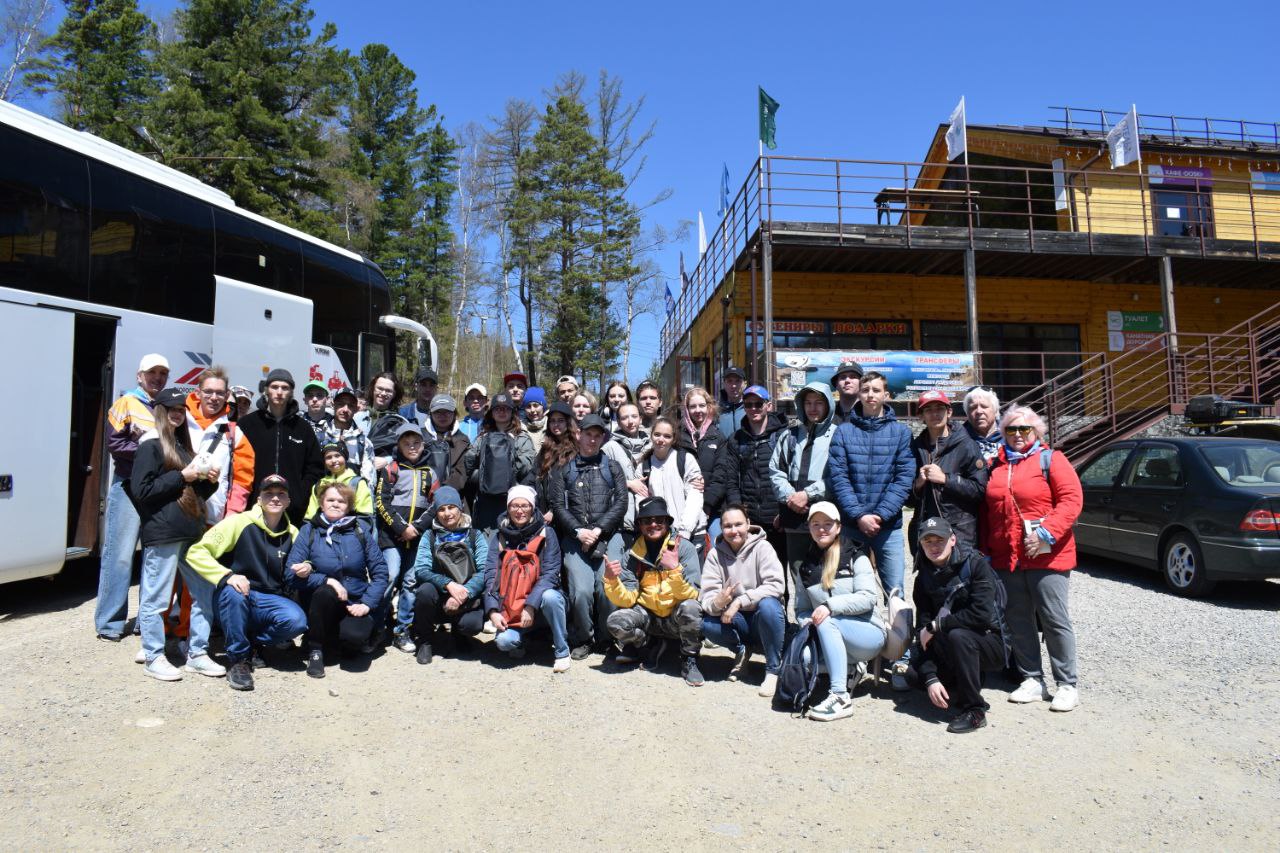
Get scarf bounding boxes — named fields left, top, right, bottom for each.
left=1002, top=438, right=1043, bottom=463
left=321, top=514, right=359, bottom=546
left=682, top=409, right=711, bottom=444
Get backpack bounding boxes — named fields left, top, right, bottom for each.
left=424, top=437, right=452, bottom=487
left=640, top=448, right=686, bottom=483
left=433, top=529, right=479, bottom=583
left=565, top=456, right=616, bottom=491
left=479, top=431, right=517, bottom=496
left=498, top=534, right=544, bottom=624
left=945, top=556, right=1010, bottom=665
left=776, top=621, right=821, bottom=714
left=367, top=413, right=409, bottom=455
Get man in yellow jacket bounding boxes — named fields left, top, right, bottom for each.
left=604, top=497, right=704, bottom=686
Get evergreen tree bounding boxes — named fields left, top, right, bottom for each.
left=26, top=0, right=160, bottom=149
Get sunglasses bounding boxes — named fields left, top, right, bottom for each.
left=639, top=517, right=668, bottom=526
left=1004, top=425, right=1035, bottom=435
left=743, top=400, right=766, bottom=409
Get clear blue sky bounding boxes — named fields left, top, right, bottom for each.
left=48, top=0, right=1280, bottom=381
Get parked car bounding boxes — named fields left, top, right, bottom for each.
left=1074, top=437, right=1280, bottom=596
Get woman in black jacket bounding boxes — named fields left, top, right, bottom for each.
left=534, top=402, right=578, bottom=525
left=132, top=387, right=222, bottom=682
left=906, top=390, right=988, bottom=549
left=677, top=386, right=725, bottom=543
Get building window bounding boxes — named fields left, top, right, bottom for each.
left=1152, top=188, right=1214, bottom=238
left=921, top=320, right=1083, bottom=399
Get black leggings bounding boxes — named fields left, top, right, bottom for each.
left=306, top=584, right=374, bottom=652
left=411, top=583, right=485, bottom=643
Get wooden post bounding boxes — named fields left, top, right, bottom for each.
left=763, top=231, right=775, bottom=399
left=964, top=249, right=979, bottom=353
left=1159, top=255, right=1178, bottom=350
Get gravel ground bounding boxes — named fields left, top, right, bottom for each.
left=1, top=542, right=1277, bottom=851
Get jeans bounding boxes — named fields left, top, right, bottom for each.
left=859, top=516, right=905, bottom=597
left=375, top=545, right=406, bottom=630
left=494, top=589, right=570, bottom=660
left=700, top=596, right=786, bottom=674
left=138, top=541, right=212, bottom=663
left=94, top=474, right=140, bottom=637
left=798, top=611, right=885, bottom=695
left=606, top=600, right=703, bottom=657
left=217, top=586, right=307, bottom=663
left=1000, top=569, right=1078, bottom=686
left=562, top=534, right=624, bottom=647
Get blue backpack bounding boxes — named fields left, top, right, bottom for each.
left=775, top=622, right=821, bottom=714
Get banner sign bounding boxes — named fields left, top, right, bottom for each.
left=1148, top=165, right=1213, bottom=187
left=774, top=350, right=977, bottom=401
left=1251, top=171, right=1280, bottom=192
left=1108, top=310, right=1165, bottom=351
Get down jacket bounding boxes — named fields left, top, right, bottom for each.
left=604, top=533, right=701, bottom=618
left=793, top=539, right=885, bottom=634
left=286, top=515, right=389, bottom=608
left=769, top=382, right=838, bottom=526
left=825, top=402, right=914, bottom=532
left=905, top=423, right=989, bottom=548
left=981, top=443, right=1083, bottom=572
left=716, top=413, right=786, bottom=526
left=546, top=452, right=629, bottom=546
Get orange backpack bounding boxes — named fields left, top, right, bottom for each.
left=499, top=534, right=544, bottom=624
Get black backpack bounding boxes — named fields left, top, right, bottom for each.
left=424, top=437, right=452, bottom=487
left=944, top=556, right=1011, bottom=665
left=776, top=621, right=821, bottom=714
left=478, top=432, right=516, bottom=496
left=433, top=529, right=480, bottom=583
left=640, top=448, right=687, bottom=482
left=367, top=413, right=409, bottom=455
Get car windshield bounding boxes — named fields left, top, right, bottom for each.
left=1198, top=444, right=1280, bottom=486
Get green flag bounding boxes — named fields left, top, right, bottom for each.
left=758, top=86, right=780, bottom=150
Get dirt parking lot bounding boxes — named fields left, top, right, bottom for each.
left=1, top=547, right=1277, bottom=851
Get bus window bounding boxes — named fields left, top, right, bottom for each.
left=214, top=208, right=304, bottom=296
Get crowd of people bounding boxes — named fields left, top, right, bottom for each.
left=96, top=355, right=1083, bottom=732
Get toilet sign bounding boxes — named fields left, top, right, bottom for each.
left=1107, top=311, right=1165, bottom=351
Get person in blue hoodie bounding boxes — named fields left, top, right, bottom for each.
left=287, top=481, right=388, bottom=678
left=769, top=381, right=838, bottom=565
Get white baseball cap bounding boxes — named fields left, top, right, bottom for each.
left=138, top=353, right=169, bottom=372
left=464, top=383, right=488, bottom=398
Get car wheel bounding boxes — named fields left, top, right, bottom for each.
left=1161, top=533, right=1216, bottom=597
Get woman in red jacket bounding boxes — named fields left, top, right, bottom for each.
left=982, top=405, right=1083, bottom=713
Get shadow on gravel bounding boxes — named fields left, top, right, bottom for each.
left=1076, top=554, right=1280, bottom=611
left=0, top=561, right=101, bottom=622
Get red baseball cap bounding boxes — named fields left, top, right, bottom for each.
left=917, top=390, right=952, bottom=410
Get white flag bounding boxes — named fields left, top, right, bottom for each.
left=945, top=96, right=967, bottom=162
left=1106, top=105, right=1141, bottom=169
left=698, top=211, right=707, bottom=257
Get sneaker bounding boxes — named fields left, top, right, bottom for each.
left=481, top=621, right=497, bottom=634
left=134, top=648, right=146, bottom=664
left=1009, top=677, right=1050, bottom=704
left=183, top=655, right=227, bottom=678
left=808, top=692, right=855, bottom=722
left=97, top=632, right=123, bottom=643
left=415, top=643, right=433, bottom=666
left=393, top=633, right=417, bottom=654
left=1050, top=684, right=1079, bottom=712
left=890, top=672, right=911, bottom=692
left=227, top=661, right=254, bottom=691
left=848, top=660, right=868, bottom=693
left=641, top=639, right=669, bottom=672
left=552, top=656, right=571, bottom=673
left=144, top=656, right=182, bottom=682
left=947, top=708, right=988, bottom=733
left=569, top=644, right=592, bottom=661
left=615, top=645, right=643, bottom=666
left=306, top=649, right=325, bottom=679
left=758, top=672, right=778, bottom=698
left=727, top=646, right=749, bottom=682
left=682, top=655, right=705, bottom=687
left=249, top=647, right=267, bottom=670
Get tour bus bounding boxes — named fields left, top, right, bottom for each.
left=0, top=100, right=436, bottom=584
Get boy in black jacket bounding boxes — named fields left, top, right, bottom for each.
left=908, top=517, right=1008, bottom=734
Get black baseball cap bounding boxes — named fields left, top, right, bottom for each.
left=917, top=516, right=953, bottom=542
left=414, top=367, right=439, bottom=384
left=154, top=387, right=188, bottom=409
left=260, top=474, right=289, bottom=491
left=723, top=365, right=746, bottom=380
left=578, top=414, right=608, bottom=432
left=831, top=361, right=864, bottom=384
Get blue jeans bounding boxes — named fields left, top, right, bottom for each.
left=494, top=589, right=570, bottom=660
left=138, top=542, right=212, bottom=663
left=375, top=545, right=404, bottom=630
left=94, top=474, right=140, bottom=637
left=700, top=596, right=786, bottom=674
left=799, top=611, right=886, bottom=695
left=859, top=517, right=905, bottom=597
left=217, top=585, right=308, bottom=663
left=562, top=534, right=624, bottom=647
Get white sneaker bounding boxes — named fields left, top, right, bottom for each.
left=481, top=621, right=497, bottom=634
left=134, top=648, right=146, bottom=664
left=1009, top=677, right=1050, bottom=703
left=758, top=672, right=778, bottom=698
left=183, top=655, right=227, bottom=678
left=552, top=657, right=571, bottom=674
left=1050, top=684, right=1079, bottom=712
left=144, top=656, right=183, bottom=682
left=727, top=647, right=750, bottom=682
left=807, top=692, right=855, bottom=722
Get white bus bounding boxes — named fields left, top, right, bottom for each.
left=0, top=100, right=435, bottom=584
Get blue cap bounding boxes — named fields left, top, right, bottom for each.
left=743, top=384, right=771, bottom=401
left=524, top=386, right=547, bottom=407
left=433, top=485, right=463, bottom=512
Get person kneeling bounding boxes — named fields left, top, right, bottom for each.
left=909, top=517, right=1009, bottom=733
left=603, top=497, right=704, bottom=686
left=397, top=486, right=488, bottom=665
left=288, top=482, right=389, bottom=678
left=186, top=475, right=308, bottom=691
left=482, top=486, right=571, bottom=672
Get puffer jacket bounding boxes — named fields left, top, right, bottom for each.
left=982, top=442, right=1083, bottom=572
left=546, top=452, right=629, bottom=544
left=287, top=515, right=388, bottom=608
left=482, top=512, right=563, bottom=614
left=825, top=402, right=914, bottom=532
left=605, top=533, right=701, bottom=617
left=374, top=449, right=439, bottom=548
left=237, top=396, right=326, bottom=525
left=130, top=434, right=218, bottom=547
left=769, top=382, right=838, bottom=526
left=906, top=423, right=989, bottom=548
left=678, top=419, right=728, bottom=516
left=717, top=413, right=786, bottom=527
left=793, top=539, right=885, bottom=633
left=699, top=525, right=785, bottom=614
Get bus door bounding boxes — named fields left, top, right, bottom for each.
left=212, top=275, right=314, bottom=393
left=0, top=301, right=75, bottom=582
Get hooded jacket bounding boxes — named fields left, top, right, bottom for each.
left=825, top=402, right=914, bottom=532
left=325, top=422, right=376, bottom=483
left=303, top=467, right=375, bottom=521
left=716, top=412, right=787, bottom=526
left=287, top=515, right=389, bottom=608
left=769, top=382, right=838, bottom=524
left=605, top=532, right=701, bottom=618
left=237, top=396, right=326, bottom=525
left=482, top=512, right=563, bottom=614
left=792, top=539, right=885, bottom=632
left=186, top=504, right=298, bottom=595
left=912, top=543, right=1007, bottom=686
left=375, top=447, right=439, bottom=548
left=408, top=513, right=490, bottom=600
left=906, top=422, right=989, bottom=548
left=130, top=433, right=218, bottom=546
left=717, top=392, right=746, bottom=440
left=185, top=391, right=256, bottom=522
left=423, top=419, right=472, bottom=497
left=981, top=443, right=1083, bottom=572
left=699, top=525, right=785, bottom=614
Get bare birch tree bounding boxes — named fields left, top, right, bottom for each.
left=0, top=0, right=53, bottom=102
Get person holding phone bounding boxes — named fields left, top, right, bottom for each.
left=603, top=497, right=704, bottom=686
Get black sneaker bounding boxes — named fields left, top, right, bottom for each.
left=306, top=649, right=325, bottom=679
left=682, top=655, right=705, bottom=687
left=228, top=661, right=255, bottom=691
left=249, top=646, right=267, bottom=670
left=641, top=639, right=669, bottom=672
left=947, top=708, right=987, bottom=734
left=96, top=632, right=123, bottom=643
left=570, top=644, right=592, bottom=661
left=415, top=643, right=433, bottom=665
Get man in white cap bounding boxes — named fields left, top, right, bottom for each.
left=460, top=383, right=487, bottom=443
left=95, top=353, right=170, bottom=641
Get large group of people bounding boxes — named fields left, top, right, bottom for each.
left=95, top=355, right=1083, bottom=732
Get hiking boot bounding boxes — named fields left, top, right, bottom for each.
left=1050, top=684, right=1079, bottom=712
left=727, top=646, right=749, bottom=682
left=393, top=632, right=417, bottom=654
left=808, top=692, right=855, bottom=722
left=947, top=708, right=988, bottom=733
left=758, top=672, right=778, bottom=698
left=306, top=649, right=325, bottom=679
left=1009, top=677, right=1049, bottom=703
left=415, top=643, right=433, bottom=666
left=569, top=644, right=592, bottom=661
left=641, top=639, right=669, bottom=672
left=682, top=656, right=705, bottom=687
left=615, top=645, right=643, bottom=666
left=249, top=647, right=267, bottom=670
left=227, top=661, right=254, bottom=691
left=183, top=654, right=227, bottom=678
left=552, top=656, right=571, bottom=673
left=144, top=656, right=182, bottom=682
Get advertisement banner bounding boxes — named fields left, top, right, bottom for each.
left=1148, top=165, right=1213, bottom=187
left=774, top=350, right=977, bottom=401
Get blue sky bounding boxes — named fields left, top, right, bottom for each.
left=42, top=0, right=1279, bottom=382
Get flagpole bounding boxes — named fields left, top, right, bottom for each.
left=1132, top=104, right=1149, bottom=252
